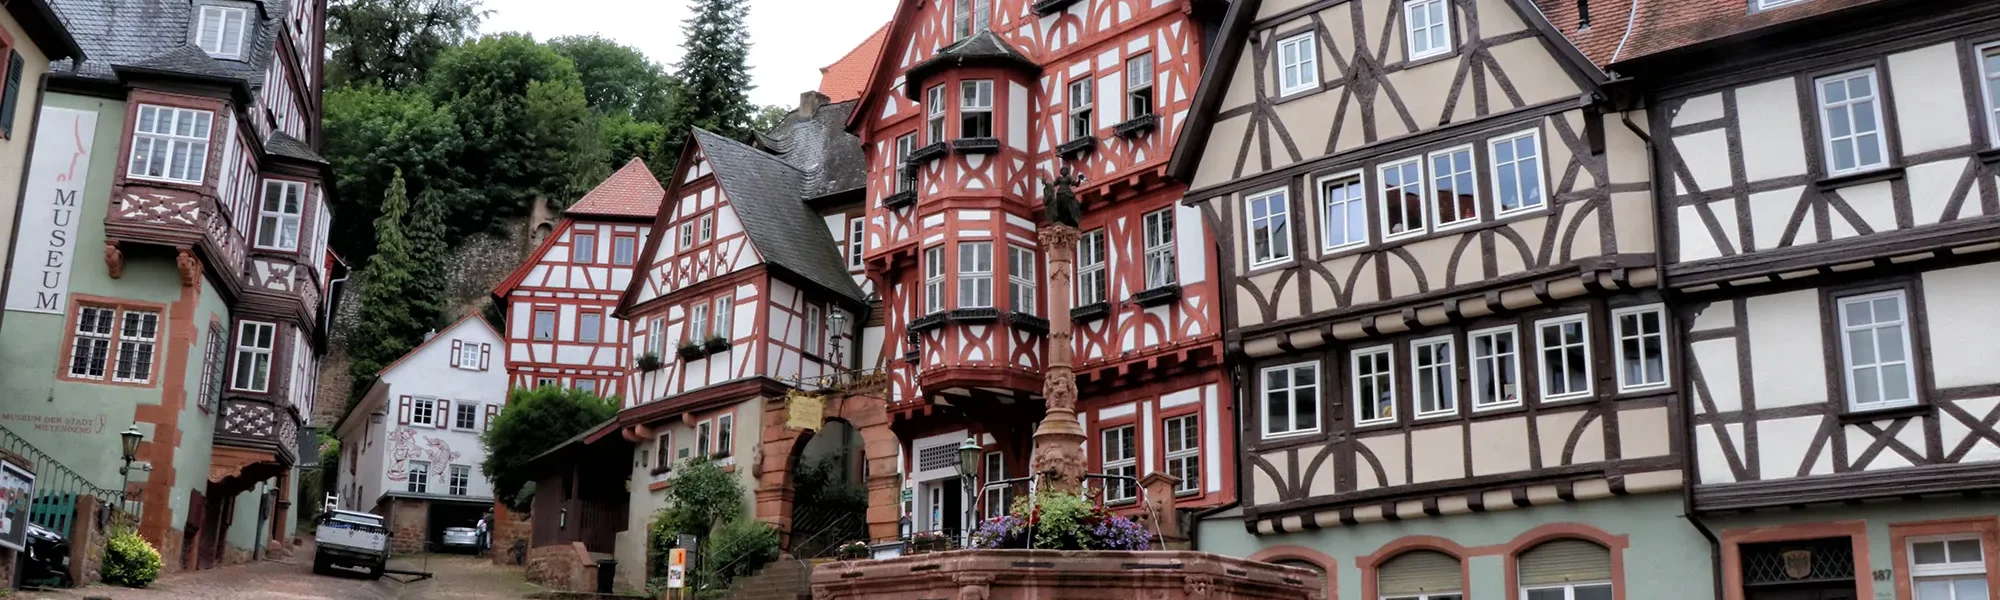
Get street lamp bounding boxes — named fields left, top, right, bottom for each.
left=829, top=312, right=848, bottom=370
left=956, top=438, right=981, bottom=541
left=118, top=425, right=144, bottom=509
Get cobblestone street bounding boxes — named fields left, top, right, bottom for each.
left=19, top=545, right=543, bottom=600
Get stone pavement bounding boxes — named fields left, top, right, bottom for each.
left=17, top=546, right=543, bottom=600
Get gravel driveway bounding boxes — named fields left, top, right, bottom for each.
left=18, top=543, right=541, bottom=600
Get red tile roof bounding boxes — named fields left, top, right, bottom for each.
left=566, top=158, right=664, bottom=219
left=818, top=23, right=890, bottom=103
left=1532, top=0, right=1890, bottom=66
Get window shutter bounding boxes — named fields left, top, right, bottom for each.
left=397, top=395, right=412, bottom=424
left=0, top=51, right=22, bottom=139
left=435, top=399, right=451, bottom=429
left=1377, top=550, right=1463, bottom=595
left=451, top=340, right=463, bottom=368
left=484, top=404, right=499, bottom=430
left=1517, top=539, right=1613, bottom=586
left=479, top=344, right=491, bottom=370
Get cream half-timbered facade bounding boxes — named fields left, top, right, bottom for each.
left=493, top=159, right=661, bottom=399
left=1173, top=1, right=1698, bottom=599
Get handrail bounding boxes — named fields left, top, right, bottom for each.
left=0, top=423, right=136, bottom=533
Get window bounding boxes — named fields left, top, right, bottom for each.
left=1277, top=33, right=1318, bottom=96
left=1353, top=346, right=1396, bottom=425
left=575, top=379, right=596, bottom=394
left=1262, top=362, right=1320, bottom=438
left=1518, top=540, right=1614, bottom=600
left=197, top=5, right=248, bottom=58
left=256, top=180, right=305, bottom=250
left=1404, top=0, right=1452, bottom=60
left=448, top=465, right=470, bottom=496
left=613, top=236, right=636, bottom=266
left=1247, top=188, right=1292, bottom=266
left=535, top=377, right=557, bottom=388
left=456, top=341, right=481, bottom=368
left=1009, top=246, right=1036, bottom=314
left=654, top=432, right=673, bottom=469
left=199, top=322, right=227, bottom=410
left=1981, top=45, right=2000, bottom=145
left=410, top=397, right=437, bottom=427
left=895, top=134, right=917, bottom=193
left=1755, top=0, right=1807, bottom=8
left=806, top=305, right=823, bottom=355
left=717, top=413, right=734, bottom=456
left=128, top=105, right=212, bottom=183
left=1491, top=131, right=1545, bottom=214
left=679, top=222, right=694, bottom=249
left=231, top=321, right=276, bottom=392
left=1069, top=77, right=1094, bottom=140
left=1381, top=158, right=1426, bottom=238
left=1143, top=209, right=1177, bottom=289
left=454, top=402, right=477, bottom=430
left=926, top=86, right=948, bottom=143
left=1471, top=326, right=1522, bottom=409
left=714, top=296, right=734, bottom=342
left=958, top=242, right=993, bottom=308
left=953, top=0, right=989, bottom=40
left=1413, top=337, right=1456, bottom=417
left=1127, top=54, right=1155, bottom=118
left=699, top=213, right=714, bottom=242
left=579, top=312, right=602, bottom=343
left=1537, top=315, right=1592, bottom=401
left=1378, top=549, right=1465, bottom=600
left=981, top=452, right=1008, bottom=519
left=1910, top=536, right=1988, bottom=600
left=69, top=306, right=162, bottom=384
left=690, top=303, right=709, bottom=341
left=1818, top=70, right=1889, bottom=175
left=407, top=461, right=429, bottom=493
left=924, top=246, right=946, bottom=314
left=696, top=420, right=713, bottom=457
left=961, top=80, right=994, bottom=139
left=1078, top=230, right=1107, bottom=304
left=533, top=310, right=556, bottom=341
left=1839, top=290, right=1917, bottom=410
left=1164, top=414, right=1199, bottom=495
left=1320, top=175, right=1368, bottom=250
left=1101, top=425, right=1136, bottom=503
left=647, top=317, right=665, bottom=357
left=1429, top=147, right=1478, bottom=228
left=1613, top=306, right=1668, bottom=391
left=573, top=233, right=597, bottom=264
left=848, top=218, right=866, bottom=269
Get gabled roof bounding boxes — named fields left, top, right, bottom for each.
left=901, top=29, right=1039, bottom=99
left=818, top=24, right=889, bottom=103
left=4, top=0, right=83, bottom=60
left=266, top=131, right=327, bottom=164
left=53, top=0, right=286, bottom=87
left=567, top=158, right=665, bottom=219
left=844, top=0, right=928, bottom=131
left=689, top=128, right=867, bottom=305
left=1530, top=0, right=1895, bottom=68
left=754, top=98, right=868, bottom=201
left=372, top=313, right=503, bottom=379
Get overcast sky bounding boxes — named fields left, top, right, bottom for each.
left=481, top=0, right=898, bottom=109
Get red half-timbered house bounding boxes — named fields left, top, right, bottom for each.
left=848, top=0, right=1233, bottom=534
left=492, top=159, right=662, bottom=398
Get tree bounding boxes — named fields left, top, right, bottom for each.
left=480, top=386, right=620, bottom=511
left=327, top=0, right=488, bottom=89
left=427, top=34, right=605, bottom=233
left=600, top=113, right=667, bottom=173
left=322, top=85, right=466, bottom=259
left=750, top=105, right=790, bottom=133
left=548, top=35, right=675, bottom=119
left=405, top=188, right=452, bottom=327
left=347, top=172, right=421, bottom=385
left=660, top=0, right=755, bottom=165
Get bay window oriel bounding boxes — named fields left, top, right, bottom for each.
left=256, top=180, right=306, bottom=251
left=960, top=80, right=994, bottom=139
left=129, top=105, right=213, bottom=184
left=231, top=320, right=277, bottom=392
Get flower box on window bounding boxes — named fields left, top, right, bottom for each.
left=909, top=312, right=948, bottom=333
left=1113, top=114, right=1158, bottom=139
left=1032, top=0, right=1082, bottom=15
left=1009, top=312, right=1049, bottom=336
left=882, top=189, right=917, bottom=210
left=1070, top=302, right=1111, bottom=323
left=951, top=137, right=1001, bottom=155
left=636, top=353, right=663, bottom=372
left=677, top=342, right=707, bottom=362
left=1057, top=136, right=1095, bottom=159
left=703, top=336, right=730, bottom=354
left=951, top=307, right=1001, bottom=323
left=1132, top=285, right=1181, bottom=308
left=909, top=141, right=950, bottom=164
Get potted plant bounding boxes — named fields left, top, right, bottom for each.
left=907, top=531, right=951, bottom=554
left=702, top=335, right=730, bottom=353
left=967, top=488, right=1151, bottom=551
left=834, top=540, right=872, bottom=561
left=636, top=352, right=663, bottom=372
left=677, top=341, right=706, bottom=361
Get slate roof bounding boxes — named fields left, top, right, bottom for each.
left=818, top=24, right=889, bottom=103
left=265, top=131, right=325, bottom=164
left=754, top=99, right=868, bottom=201
left=691, top=127, right=867, bottom=305
left=567, top=158, right=665, bottom=219
left=53, top=0, right=286, bottom=85
left=1529, top=0, right=1893, bottom=67
left=903, top=29, right=1039, bottom=98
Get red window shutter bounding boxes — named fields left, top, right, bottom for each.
left=484, top=404, right=499, bottom=430
left=479, top=344, right=492, bottom=371
left=451, top=340, right=463, bottom=368
left=436, top=399, right=451, bottom=429
left=397, top=395, right=412, bottom=424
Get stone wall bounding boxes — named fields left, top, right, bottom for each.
left=491, top=503, right=532, bottom=566
left=526, top=542, right=599, bottom=592
left=384, top=497, right=429, bottom=555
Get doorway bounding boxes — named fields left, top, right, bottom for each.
left=1745, top=585, right=1857, bottom=600
left=1739, top=537, right=1859, bottom=600
left=919, top=478, right=962, bottom=537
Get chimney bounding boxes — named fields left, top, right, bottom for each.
left=422, top=329, right=438, bottom=342
left=1576, top=0, right=1591, bottom=30
left=799, top=91, right=830, bottom=118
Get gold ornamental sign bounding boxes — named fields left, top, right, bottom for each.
left=786, top=390, right=825, bottom=432
left=1781, top=550, right=1813, bottom=580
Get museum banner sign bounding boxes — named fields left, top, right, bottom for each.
left=5, top=107, right=97, bottom=315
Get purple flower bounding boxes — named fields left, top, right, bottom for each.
left=1087, top=515, right=1152, bottom=551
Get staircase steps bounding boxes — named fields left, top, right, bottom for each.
left=723, top=559, right=818, bottom=600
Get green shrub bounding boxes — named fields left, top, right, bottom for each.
left=699, top=519, right=779, bottom=585
left=103, top=530, right=162, bottom=588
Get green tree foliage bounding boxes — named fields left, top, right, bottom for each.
left=405, top=188, right=452, bottom=326
left=601, top=113, right=668, bottom=168
left=548, top=35, right=676, bottom=121
left=660, top=0, right=755, bottom=166
left=645, top=458, right=776, bottom=596
left=347, top=172, right=421, bottom=383
left=480, top=386, right=620, bottom=511
left=750, top=104, right=790, bottom=133
left=426, top=34, right=607, bottom=231
left=322, top=85, right=465, bottom=259
left=327, top=0, right=488, bottom=89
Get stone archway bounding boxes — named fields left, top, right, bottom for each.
left=755, top=391, right=899, bottom=554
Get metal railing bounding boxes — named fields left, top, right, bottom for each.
left=789, top=368, right=890, bottom=394
left=0, top=423, right=133, bottom=536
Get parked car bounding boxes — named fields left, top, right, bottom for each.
left=21, top=523, right=70, bottom=587
left=314, top=510, right=389, bottom=579
left=441, top=527, right=480, bottom=552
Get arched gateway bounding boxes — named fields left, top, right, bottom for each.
left=754, top=385, right=900, bottom=555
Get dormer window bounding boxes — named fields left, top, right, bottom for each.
left=960, top=80, right=994, bottom=139
left=197, top=5, right=249, bottom=59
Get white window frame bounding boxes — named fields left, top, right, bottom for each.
left=1069, top=76, right=1094, bottom=141
left=453, top=402, right=478, bottom=431
left=1276, top=32, right=1318, bottom=96
left=655, top=431, right=674, bottom=469
left=714, top=296, right=734, bottom=343
left=255, top=180, right=306, bottom=251
left=1536, top=314, right=1593, bottom=402
left=407, top=460, right=429, bottom=493
left=1403, top=0, right=1452, bottom=61
left=576, top=379, right=598, bottom=395
left=679, top=222, right=694, bottom=249
left=952, top=0, right=989, bottom=40
left=1127, top=54, right=1155, bottom=118
left=1979, top=42, right=2000, bottom=146
left=647, top=317, right=665, bottom=357
left=895, top=134, right=917, bottom=194
left=1612, top=304, right=1670, bottom=392
left=1519, top=582, right=1613, bottom=600
left=961, top=80, right=994, bottom=139
left=448, top=464, right=470, bottom=496
left=230, top=320, right=276, bottom=392
left=1101, top=424, right=1137, bottom=503
left=128, top=105, right=213, bottom=184
left=1908, top=534, right=1987, bottom=600
left=579, top=311, right=603, bottom=344
left=690, top=303, right=710, bottom=341
left=1318, top=171, right=1369, bottom=252
left=806, top=305, right=823, bottom=356
left=924, top=245, right=946, bottom=314
left=573, top=232, right=597, bottom=264
left=410, top=397, right=437, bottom=427
left=456, top=342, right=480, bottom=369
left=197, top=5, right=248, bottom=58
left=717, top=413, right=735, bottom=455
left=1838, top=290, right=1919, bottom=411
left=1428, top=145, right=1480, bottom=230
left=1490, top=130, right=1547, bottom=215
left=1143, top=208, right=1177, bottom=288
left=848, top=218, right=866, bottom=269
left=1380, top=156, right=1428, bottom=240
left=1008, top=245, right=1036, bottom=315
left=1163, top=414, right=1200, bottom=495
left=696, top=420, right=713, bottom=457
left=1261, top=362, right=1321, bottom=439
left=958, top=241, right=994, bottom=309
left=1077, top=229, right=1108, bottom=305
left=1815, top=69, right=1891, bottom=176
left=1246, top=188, right=1293, bottom=267
left=1755, top=0, right=1808, bottom=9
left=613, top=236, right=637, bottom=266
left=699, top=213, right=714, bottom=242
left=1353, top=346, right=1397, bottom=425
left=67, top=306, right=117, bottom=381
left=926, top=86, right=948, bottom=144
left=981, top=452, right=1008, bottom=519
left=1470, top=325, right=1523, bottom=411
left=532, top=310, right=556, bottom=341
left=1411, top=336, right=1457, bottom=418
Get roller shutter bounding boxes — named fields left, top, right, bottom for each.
left=1378, top=550, right=1463, bottom=595
left=1518, top=539, right=1613, bottom=586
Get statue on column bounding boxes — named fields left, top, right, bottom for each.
left=1042, top=167, right=1084, bottom=227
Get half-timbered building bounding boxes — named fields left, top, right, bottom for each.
left=1170, top=0, right=1702, bottom=597
left=492, top=158, right=662, bottom=398
left=1539, top=0, right=2000, bottom=598
left=847, top=0, right=1235, bottom=537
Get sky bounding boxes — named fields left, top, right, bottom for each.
left=481, top=0, right=899, bottom=109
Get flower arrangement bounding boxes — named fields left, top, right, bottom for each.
left=967, top=488, right=1151, bottom=551
left=834, top=540, right=872, bottom=560
left=908, top=530, right=952, bottom=553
